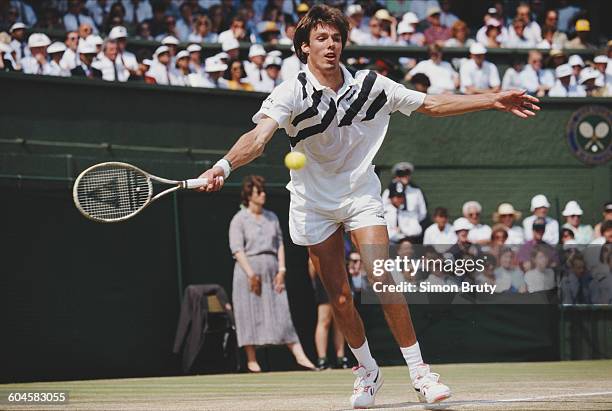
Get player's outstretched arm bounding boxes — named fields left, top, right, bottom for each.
left=196, top=116, right=279, bottom=192
left=416, top=89, right=540, bottom=118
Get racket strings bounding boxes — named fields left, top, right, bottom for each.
left=76, top=167, right=150, bottom=221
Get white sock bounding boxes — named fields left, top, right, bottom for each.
left=349, top=339, right=377, bottom=371
left=400, top=342, right=423, bottom=381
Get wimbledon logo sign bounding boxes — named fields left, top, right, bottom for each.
left=566, top=105, right=611, bottom=165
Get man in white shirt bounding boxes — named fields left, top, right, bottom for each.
left=258, top=55, right=282, bottom=92
left=503, top=18, right=536, bottom=48
left=109, top=26, right=139, bottom=77
left=593, top=55, right=610, bottom=89
left=218, top=16, right=249, bottom=44
left=244, top=44, right=268, bottom=91
left=346, top=4, right=367, bottom=45
left=423, top=207, right=457, bottom=253
left=523, top=194, right=559, bottom=245
left=47, top=42, right=71, bottom=77
left=407, top=44, right=458, bottom=94
left=59, top=31, right=80, bottom=71
left=507, top=3, right=541, bottom=45
left=384, top=182, right=423, bottom=243
left=145, top=45, right=171, bottom=85
left=460, top=43, right=500, bottom=94
left=281, top=47, right=304, bottom=82
left=195, top=5, right=539, bottom=408
left=548, top=64, right=586, bottom=97
left=519, top=50, right=554, bottom=97
left=94, top=40, right=129, bottom=81
left=9, top=22, right=29, bottom=61
left=21, top=33, right=52, bottom=75
left=463, top=201, right=492, bottom=245
left=359, top=16, right=395, bottom=46
left=381, top=163, right=427, bottom=226
left=198, top=56, right=228, bottom=89
left=64, top=0, right=99, bottom=34
left=476, top=8, right=508, bottom=45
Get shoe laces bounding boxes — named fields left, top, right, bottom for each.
left=352, top=365, right=373, bottom=393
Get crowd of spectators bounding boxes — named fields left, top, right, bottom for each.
left=0, top=0, right=610, bottom=96
left=381, top=162, right=612, bottom=303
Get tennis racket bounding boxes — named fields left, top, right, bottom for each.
left=73, top=162, right=210, bottom=223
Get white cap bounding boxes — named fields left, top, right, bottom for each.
left=453, top=217, right=474, bottom=232
left=187, top=43, right=201, bottom=53
left=346, top=4, right=363, bottom=16
left=268, top=50, right=282, bottom=58
left=594, top=55, right=609, bottom=64
left=264, top=55, right=282, bottom=68
left=397, top=21, right=415, bottom=35
left=487, top=7, right=498, bottom=14
left=555, top=64, right=572, bottom=78
left=47, top=41, right=66, bottom=54
left=248, top=44, right=266, bottom=58
left=176, top=50, right=190, bottom=60
left=9, top=22, right=26, bottom=32
left=215, top=52, right=229, bottom=60
left=426, top=6, right=441, bottom=17
left=142, top=58, right=153, bottom=66
left=27, top=33, right=51, bottom=48
left=109, top=26, right=128, bottom=40
left=562, top=200, right=583, bottom=216
left=568, top=54, right=584, bottom=67
left=579, top=67, right=599, bottom=84
left=402, top=12, right=419, bottom=24
left=153, top=45, right=170, bottom=57
left=161, top=35, right=179, bottom=45
left=204, top=57, right=227, bottom=72
left=86, top=34, right=103, bottom=46
left=462, top=201, right=482, bottom=216
left=530, top=194, right=551, bottom=211
left=221, top=37, right=239, bottom=52
left=77, top=40, right=97, bottom=54
left=469, top=43, right=487, bottom=55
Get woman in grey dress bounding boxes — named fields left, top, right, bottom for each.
left=229, top=175, right=316, bottom=372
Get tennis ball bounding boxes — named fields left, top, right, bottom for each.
left=284, top=151, right=307, bottom=170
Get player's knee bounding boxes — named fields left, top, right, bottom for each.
left=330, top=290, right=353, bottom=312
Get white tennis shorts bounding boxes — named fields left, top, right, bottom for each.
left=288, top=192, right=386, bottom=246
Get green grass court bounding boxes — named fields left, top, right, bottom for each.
left=2, top=360, right=612, bottom=410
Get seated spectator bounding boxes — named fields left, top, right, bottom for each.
left=78, top=22, right=93, bottom=40
left=244, top=43, right=266, bottom=86
left=224, top=59, right=254, bottom=91
left=359, top=14, right=394, bottom=46
left=94, top=39, right=129, bottom=82
left=594, top=203, right=612, bottom=241
left=21, top=33, right=51, bottom=74
left=580, top=67, right=609, bottom=97
left=155, top=15, right=180, bottom=42
left=459, top=44, right=500, bottom=94
left=501, top=58, right=525, bottom=90
left=187, top=43, right=202, bottom=74
left=410, top=73, right=431, bottom=93
left=110, top=26, right=138, bottom=78
left=382, top=162, right=427, bottom=225
left=169, top=50, right=193, bottom=86
left=560, top=253, right=597, bottom=304
left=423, top=6, right=450, bottom=45
left=444, top=20, right=474, bottom=48
left=476, top=7, right=508, bottom=46
left=492, top=203, right=524, bottom=244
left=423, top=207, right=457, bottom=253
left=561, top=228, right=577, bottom=249
left=346, top=4, right=367, bottom=45
left=547, top=49, right=566, bottom=73
left=261, top=55, right=282, bottom=91
left=374, top=9, right=397, bottom=43
left=439, top=0, right=458, bottom=28
left=494, top=247, right=526, bottom=293
left=64, top=0, right=98, bottom=34
left=523, top=194, right=559, bottom=245
left=548, top=64, right=586, bottom=97
left=188, top=15, right=217, bottom=44
left=406, top=44, right=458, bottom=94
left=46, top=42, right=70, bottom=77
left=524, top=246, right=556, bottom=293
left=200, top=56, right=228, bottom=89
left=70, top=40, right=102, bottom=79
left=221, top=37, right=240, bottom=61
left=218, top=16, right=248, bottom=44
left=508, top=3, right=541, bottom=45
left=400, top=12, right=425, bottom=46
left=566, top=19, right=594, bottom=49
left=9, top=22, right=28, bottom=61
left=135, top=21, right=154, bottom=40
left=503, top=17, right=536, bottom=49
left=538, top=10, right=567, bottom=49
left=0, top=42, right=17, bottom=71
left=259, top=21, right=281, bottom=44
left=519, top=50, right=554, bottom=97
left=561, top=201, right=594, bottom=244
left=396, top=21, right=415, bottom=46
left=489, top=224, right=508, bottom=260
left=463, top=201, right=491, bottom=245
left=281, top=46, right=304, bottom=82
left=475, top=254, right=511, bottom=292
left=593, top=55, right=611, bottom=89
left=86, top=34, right=103, bottom=57
left=482, top=18, right=502, bottom=49
left=568, top=54, right=584, bottom=85
left=448, top=217, right=479, bottom=260
left=384, top=182, right=423, bottom=244
left=145, top=45, right=171, bottom=85
left=518, top=217, right=559, bottom=271
left=537, top=26, right=556, bottom=49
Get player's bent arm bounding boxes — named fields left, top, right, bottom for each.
left=416, top=89, right=540, bottom=118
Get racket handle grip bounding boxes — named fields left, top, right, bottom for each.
left=184, top=178, right=209, bottom=189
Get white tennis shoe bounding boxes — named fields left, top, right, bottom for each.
left=350, top=365, right=384, bottom=409
left=413, top=364, right=451, bottom=403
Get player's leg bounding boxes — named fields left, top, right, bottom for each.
left=351, top=225, right=451, bottom=403
left=314, top=303, right=333, bottom=369
left=244, top=345, right=261, bottom=372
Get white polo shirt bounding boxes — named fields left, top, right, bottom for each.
left=253, top=64, right=425, bottom=210
left=408, top=59, right=457, bottom=95
left=423, top=223, right=457, bottom=253
left=459, top=59, right=500, bottom=93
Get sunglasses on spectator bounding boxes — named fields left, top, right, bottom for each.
left=350, top=258, right=361, bottom=263
left=468, top=212, right=480, bottom=217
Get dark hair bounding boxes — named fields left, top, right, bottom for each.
left=561, top=228, right=575, bottom=238
left=602, top=220, right=612, bottom=235
left=293, top=4, right=349, bottom=64
left=224, top=59, right=246, bottom=80
left=433, top=207, right=448, bottom=218
left=241, top=175, right=266, bottom=206
left=411, top=72, right=431, bottom=88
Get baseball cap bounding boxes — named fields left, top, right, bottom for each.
left=204, top=57, right=227, bottom=73
left=604, top=202, right=612, bottom=212
left=594, top=55, right=609, bottom=64
left=296, top=3, right=309, bottom=13
left=388, top=182, right=405, bottom=197
left=555, top=64, right=572, bottom=78
left=469, top=43, right=487, bottom=55
left=108, top=26, right=128, bottom=40
left=392, top=162, right=414, bottom=176
left=9, top=22, right=26, bottom=32
left=530, top=194, right=550, bottom=211
left=264, top=55, right=282, bottom=68
left=153, top=45, right=170, bottom=57
left=397, top=21, right=415, bottom=35
left=375, top=9, right=392, bottom=21
left=562, top=201, right=583, bottom=216
left=568, top=54, right=585, bottom=67
left=533, top=217, right=546, bottom=230
left=161, top=35, right=179, bottom=45
left=426, top=6, right=441, bottom=17
left=248, top=44, right=266, bottom=58
left=487, top=7, right=498, bottom=15
left=579, top=67, right=599, bottom=84
left=86, top=34, right=103, bottom=46
left=221, top=37, right=239, bottom=52
left=575, top=19, right=590, bottom=32
left=77, top=40, right=97, bottom=54
left=187, top=44, right=202, bottom=53
left=47, top=41, right=66, bottom=54
left=347, top=4, right=363, bottom=16
left=453, top=217, right=474, bottom=232
left=27, top=33, right=51, bottom=48
left=175, top=50, right=189, bottom=60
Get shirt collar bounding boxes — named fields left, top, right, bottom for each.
left=303, top=63, right=357, bottom=94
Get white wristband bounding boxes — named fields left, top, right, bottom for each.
left=214, top=158, right=232, bottom=179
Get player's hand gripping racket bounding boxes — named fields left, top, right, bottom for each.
left=73, top=162, right=210, bottom=223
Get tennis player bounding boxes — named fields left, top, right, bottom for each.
left=197, top=5, right=539, bottom=408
